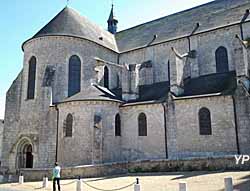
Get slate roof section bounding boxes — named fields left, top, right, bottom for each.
left=137, top=81, right=170, bottom=102
left=181, top=71, right=237, bottom=97
left=133, top=72, right=236, bottom=102
left=31, top=7, right=118, bottom=51
left=60, top=84, right=123, bottom=104
left=115, top=0, right=250, bottom=52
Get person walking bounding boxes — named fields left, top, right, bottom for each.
left=52, top=162, right=61, bottom=191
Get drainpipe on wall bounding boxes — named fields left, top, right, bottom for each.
left=232, top=96, right=240, bottom=155
left=161, top=102, right=168, bottom=159
left=55, top=104, right=59, bottom=162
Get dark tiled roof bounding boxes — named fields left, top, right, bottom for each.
left=115, top=0, right=250, bottom=52
left=31, top=7, right=118, bottom=51
left=181, top=71, right=237, bottom=97
left=110, top=88, right=122, bottom=99
left=137, top=81, right=170, bottom=102
left=133, top=72, right=236, bottom=102
left=60, top=84, right=122, bottom=103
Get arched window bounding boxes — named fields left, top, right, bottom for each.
left=199, top=107, right=212, bottom=135
left=138, top=113, right=147, bottom=136
left=215, top=46, right=229, bottom=73
left=104, top=66, right=109, bottom=88
left=65, top=114, right=73, bottom=137
left=68, top=55, right=81, bottom=97
left=27, top=56, right=36, bottom=99
left=115, top=114, right=121, bottom=136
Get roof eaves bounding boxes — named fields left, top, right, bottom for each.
left=53, top=98, right=124, bottom=106
left=172, top=92, right=223, bottom=100
left=22, top=35, right=119, bottom=53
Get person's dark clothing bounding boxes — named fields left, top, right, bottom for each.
left=53, top=177, right=61, bottom=191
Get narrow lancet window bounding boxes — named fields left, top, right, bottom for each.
left=115, top=114, right=121, bottom=136
left=138, top=113, right=147, bottom=136
left=68, top=55, right=81, bottom=97
left=215, top=46, right=229, bottom=73
left=199, top=107, right=212, bottom=135
left=27, top=56, right=37, bottom=99
left=65, top=114, right=73, bottom=137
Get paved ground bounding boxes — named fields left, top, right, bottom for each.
left=0, top=171, right=250, bottom=191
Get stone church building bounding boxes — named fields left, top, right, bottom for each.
left=1, top=0, right=250, bottom=172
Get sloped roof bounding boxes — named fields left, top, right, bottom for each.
left=60, top=84, right=123, bottom=104
left=115, top=0, right=250, bottom=52
left=180, top=71, right=237, bottom=97
left=137, top=81, right=170, bottom=102
left=131, top=72, right=236, bottom=103
left=31, top=7, right=118, bottom=51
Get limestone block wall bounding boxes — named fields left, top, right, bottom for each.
left=233, top=86, right=250, bottom=154
left=23, top=36, right=118, bottom=104
left=1, top=36, right=119, bottom=170
left=174, top=95, right=238, bottom=158
left=57, top=100, right=121, bottom=167
left=1, top=71, right=23, bottom=169
left=0, top=120, right=4, bottom=164
left=195, top=26, right=240, bottom=75
left=120, top=103, right=166, bottom=161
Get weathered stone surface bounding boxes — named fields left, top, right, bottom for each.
left=0, top=120, right=4, bottom=164
left=2, top=1, right=250, bottom=173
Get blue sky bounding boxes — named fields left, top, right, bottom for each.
left=0, top=0, right=213, bottom=119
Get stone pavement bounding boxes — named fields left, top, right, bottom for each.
left=0, top=171, right=250, bottom=191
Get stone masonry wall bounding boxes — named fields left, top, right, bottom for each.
left=233, top=86, right=250, bottom=154
left=0, top=120, right=4, bottom=164
left=1, top=72, right=23, bottom=170
left=174, top=95, right=238, bottom=158
left=120, top=103, right=166, bottom=161
left=2, top=36, right=119, bottom=171
left=57, top=100, right=122, bottom=167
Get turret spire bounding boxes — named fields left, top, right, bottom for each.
left=107, top=4, right=118, bottom=34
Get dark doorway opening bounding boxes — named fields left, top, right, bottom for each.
left=25, top=144, right=33, bottom=168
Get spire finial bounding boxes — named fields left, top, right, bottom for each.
left=107, top=0, right=118, bottom=34
left=66, top=0, right=69, bottom=6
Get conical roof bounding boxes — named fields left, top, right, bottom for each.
left=30, top=7, right=118, bottom=51
left=108, top=4, right=118, bottom=22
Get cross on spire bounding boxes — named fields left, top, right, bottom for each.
left=66, top=0, right=69, bottom=6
